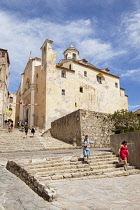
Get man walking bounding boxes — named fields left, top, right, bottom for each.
left=24, top=124, right=29, bottom=138
left=82, top=135, right=90, bottom=163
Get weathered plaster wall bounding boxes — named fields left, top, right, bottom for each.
left=71, top=62, right=128, bottom=114
left=22, top=61, right=32, bottom=91
left=45, top=46, right=128, bottom=129
left=41, top=40, right=77, bottom=130
left=51, top=109, right=113, bottom=147
left=110, top=132, right=140, bottom=168
left=34, top=65, right=46, bottom=129
left=0, top=51, right=9, bottom=127
left=15, top=86, right=20, bottom=127
left=43, top=40, right=58, bottom=129
left=15, top=58, right=45, bottom=128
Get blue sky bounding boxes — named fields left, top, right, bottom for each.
left=0, top=0, right=140, bottom=111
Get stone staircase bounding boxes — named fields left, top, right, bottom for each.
left=0, top=128, right=76, bottom=153
left=6, top=151, right=140, bottom=201
left=27, top=152, right=140, bottom=181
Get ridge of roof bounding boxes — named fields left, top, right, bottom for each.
left=56, top=64, right=75, bottom=72
left=73, top=60, right=120, bottom=79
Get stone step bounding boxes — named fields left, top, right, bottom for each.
left=82, top=156, right=117, bottom=162
left=6, top=151, right=140, bottom=202
left=48, top=169, right=140, bottom=182
left=87, top=168, right=140, bottom=179
left=0, top=128, right=76, bottom=152
left=39, top=166, right=136, bottom=180
left=34, top=163, right=123, bottom=175
left=26, top=157, right=118, bottom=168
left=26, top=154, right=116, bottom=166
left=90, top=152, right=114, bottom=156
left=27, top=159, right=118, bottom=172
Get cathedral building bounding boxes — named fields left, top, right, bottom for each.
left=15, top=39, right=128, bottom=130
left=0, top=48, right=10, bottom=128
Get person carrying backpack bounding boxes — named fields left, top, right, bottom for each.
left=31, top=127, right=35, bottom=137
left=24, top=124, right=29, bottom=137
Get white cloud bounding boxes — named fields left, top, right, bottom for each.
left=121, top=69, right=140, bottom=81
left=0, top=10, right=126, bottom=92
left=129, top=104, right=140, bottom=110
left=77, top=39, right=125, bottom=66
left=0, top=11, right=92, bottom=66
left=122, top=10, right=140, bottom=47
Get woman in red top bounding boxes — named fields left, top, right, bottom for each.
left=118, top=141, right=129, bottom=171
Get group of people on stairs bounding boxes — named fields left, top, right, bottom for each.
left=82, top=135, right=129, bottom=171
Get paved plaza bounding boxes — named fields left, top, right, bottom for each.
left=0, top=149, right=140, bottom=209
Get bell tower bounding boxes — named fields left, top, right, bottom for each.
left=63, top=44, right=80, bottom=60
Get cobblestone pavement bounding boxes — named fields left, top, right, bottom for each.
left=0, top=149, right=140, bottom=209
left=50, top=174, right=140, bottom=210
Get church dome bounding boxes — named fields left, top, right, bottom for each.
left=63, top=44, right=79, bottom=60
left=64, top=44, right=79, bottom=54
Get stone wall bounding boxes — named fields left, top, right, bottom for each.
left=110, top=131, right=140, bottom=168
left=51, top=110, right=81, bottom=146
left=51, top=109, right=113, bottom=147
left=6, top=161, right=57, bottom=202
left=80, top=110, right=113, bottom=147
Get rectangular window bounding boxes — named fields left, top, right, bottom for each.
left=84, top=71, right=87, bottom=77
left=62, top=89, right=65, bottom=95
left=80, top=87, right=83, bottom=93
left=72, top=53, right=76, bottom=60
left=61, top=71, right=66, bottom=78
left=115, top=82, right=118, bottom=88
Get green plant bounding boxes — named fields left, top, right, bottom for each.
left=108, top=109, right=140, bottom=133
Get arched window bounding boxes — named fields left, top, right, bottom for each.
left=96, top=73, right=105, bottom=84
left=62, top=89, right=65, bottom=95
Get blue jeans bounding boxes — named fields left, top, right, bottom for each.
left=83, top=149, right=90, bottom=158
